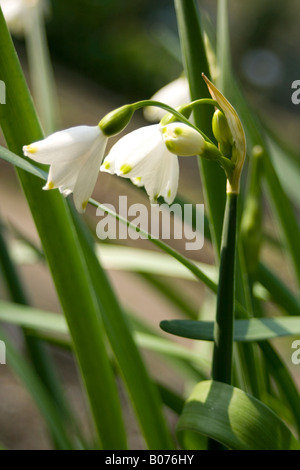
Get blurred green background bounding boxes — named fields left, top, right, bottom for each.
left=38, top=0, right=300, bottom=125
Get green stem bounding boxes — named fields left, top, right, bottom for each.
left=209, top=192, right=237, bottom=450
left=133, top=99, right=214, bottom=144
left=212, top=192, right=237, bottom=384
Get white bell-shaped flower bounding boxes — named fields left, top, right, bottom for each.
left=101, top=122, right=204, bottom=204
left=23, top=125, right=108, bottom=213
left=101, top=124, right=179, bottom=204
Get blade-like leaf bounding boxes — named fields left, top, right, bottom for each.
left=160, top=316, right=300, bottom=342
left=177, top=380, right=300, bottom=450
left=0, top=145, right=47, bottom=180
left=0, top=300, right=210, bottom=377
left=0, top=11, right=127, bottom=449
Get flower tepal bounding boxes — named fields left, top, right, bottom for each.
left=23, top=125, right=108, bottom=213
left=101, top=124, right=180, bottom=205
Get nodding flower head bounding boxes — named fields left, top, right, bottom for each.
left=101, top=123, right=181, bottom=205
left=23, top=125, right=108, bottom=213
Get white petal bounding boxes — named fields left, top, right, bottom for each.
left=44, top=159, right=81, bottom=192
left=101, top=124, right=162, bottom=178
left=23, top=126, right=102, bottom=164
left=72, top=137, right=107, bottom=213
left=141, top=150, right=179, bottom=204
left=131, top=177, right=143, bottom=187
left=160, top=154, right=179, bottom=204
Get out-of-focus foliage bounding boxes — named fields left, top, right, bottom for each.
left=45, top=0, right=181, bottom=98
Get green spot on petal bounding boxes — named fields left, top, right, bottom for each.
left=165, top=141, right=175, bottom=152
left=120, top=164, right=132, bottom=175
left=103, top=161, right=110, bottom=170
left=174, top=127, right=183, bottom=136
left=82, top=200, right=88, bottom=211
left=167, top=189, right=171, bottom=198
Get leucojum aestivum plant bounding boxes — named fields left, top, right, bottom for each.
left=0, top=0, right=300, bottom=451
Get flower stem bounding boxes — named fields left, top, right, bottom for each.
left=212, top=192, right=237, bottom=384
left=133, top=99, right=214, bottom=144
left=208, top=191, right=238, bottom=449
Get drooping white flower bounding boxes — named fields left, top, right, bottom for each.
left=101, top=122, right=205, bottom=204
left=0, top=0, right=47, bottom=36
left=23, top=125, right=108, bottom=213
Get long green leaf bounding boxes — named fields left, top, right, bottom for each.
left=177, top=380, right=300, bottom=450
left=264, top=128, right=300, bottom=208
left=160, top=317, right=300, bottom=342
left=0, top=300, right=210, bottom=378
left=0, top=145, right=47, bottom=180
left=0, top=10, right=127, bottom=449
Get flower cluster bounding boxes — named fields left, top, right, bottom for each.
left=23, top=77, right=245, bottom=213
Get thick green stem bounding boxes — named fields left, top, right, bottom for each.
left=212, top=192, right=237, bottom=384
left=208, top=192, right=237, bottom=450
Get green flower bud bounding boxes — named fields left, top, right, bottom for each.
left=161, top=122, right=205, bottom=156
left=203, top=74, right=246, bottom=194
left=212, top=108, right=233, bottom=145
left=98, top=104, right=134, bottom=136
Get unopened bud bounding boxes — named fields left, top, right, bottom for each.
left=212, top=109, right=233, bottom=146
left=161, top=123, right=205, bottom=156
left=99, top=105, right=134, bottom=136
